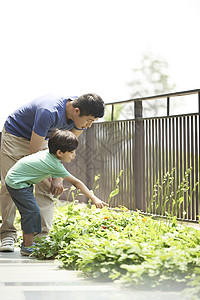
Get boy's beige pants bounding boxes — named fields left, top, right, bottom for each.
left=0, top=127, right=54, bottom=241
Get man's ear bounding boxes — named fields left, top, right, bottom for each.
left=74, top=107, right=80, bottom=115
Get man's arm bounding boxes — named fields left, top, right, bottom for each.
left=29, top=130, right=46, bottom=154
left=41, top=178, right=52, bottom=190
left=65, top=175, right=108, bottom=208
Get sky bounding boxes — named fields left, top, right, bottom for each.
left=1, top=0, right=200, bottom=129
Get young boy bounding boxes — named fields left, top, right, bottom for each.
left=5, top=129, right=108, bottom=256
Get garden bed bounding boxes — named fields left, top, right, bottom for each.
left=32, top=202, right=200, bottom=299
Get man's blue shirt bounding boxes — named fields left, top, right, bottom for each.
left=4, top=95, right=78, bottom=140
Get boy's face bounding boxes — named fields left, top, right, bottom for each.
left=58, top=150, right=76, bottom=163
left=73, top=109, right=98, bottom=129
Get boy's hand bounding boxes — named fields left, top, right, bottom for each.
left=92, top=196, right=109, bottom=209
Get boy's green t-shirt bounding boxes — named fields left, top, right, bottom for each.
left=5, top=149, right=70, bottom=189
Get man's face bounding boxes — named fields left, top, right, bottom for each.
left=73, top=109, right=98, bottom=129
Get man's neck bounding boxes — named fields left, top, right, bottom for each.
left=65, top=99, right=74, bottom=121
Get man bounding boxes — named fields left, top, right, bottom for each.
left=0, top=93, right=105, bottom=252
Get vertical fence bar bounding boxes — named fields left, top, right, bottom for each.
left=183, top=116, right=187, bottom=216
left=129, top=121, right=132, bottom=210
left=111, top=104, right=114, bottom=121
left=133, top=101, right=144, bottom=210
left=171, top=117, right=175, bottom=214
left=176, top=117, right=179, bottom=217
left=121, top=122, right=125, bottom=206
left=187, top=116, right=191, bottom=219
left=165, top=117, right=169, bottom=215
left=158, top=119, right=162, bottom=190
left=191, top=116, right=195, bottom=220
left=145, top=120, right=149, bottom=211
left=113, top=122, right=117, bottom=206
left=152, top=119, right=155, bottom=213
left=119, top=121, right=123, bottom=206
left=162, top=118, right=165, bottom=178
left=194, top=115, right=198, bottom=221
left=129, top=120, right=134, bottom=210
left=167, top=97, right=170, bottom=116
left=125, top=121, right=129, bottom=207
left=179, top=116, right=183, bottom=218
left=165, top=118, right=168, bottom=172
left=158, top=118, right=162, bottom=215
left=149, top=119, right=152, bottom=212
left=169, top=118, right=172, bottom=173
left=130, top=120, right=134, bottom=210
left=155, top=119, right=158, bottom=192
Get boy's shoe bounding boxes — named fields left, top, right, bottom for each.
left=0, top=237, right=15, bottom=252
left=20, top=242, right=36, bottom=256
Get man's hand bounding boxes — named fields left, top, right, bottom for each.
left=50, top=178, right=64, bottom=197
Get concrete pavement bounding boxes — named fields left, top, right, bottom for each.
left=0, top=247, right=190, bottom=300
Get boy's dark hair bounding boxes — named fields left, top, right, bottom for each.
left=72, top=93, right=105, bottom=118
left=48, top=129, right=79, bottom=154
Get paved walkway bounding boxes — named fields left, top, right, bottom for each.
left=0, top=247, right=190, bottom=300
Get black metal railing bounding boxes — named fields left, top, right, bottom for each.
left=65, top=89, right=200, bottom=222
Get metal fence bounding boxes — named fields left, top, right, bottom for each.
left=64, top=89, right=200, bottom=222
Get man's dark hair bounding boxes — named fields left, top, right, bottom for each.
left=72, top=93, right=105, bottom=118
left=48, top=129, right=79, bottom=154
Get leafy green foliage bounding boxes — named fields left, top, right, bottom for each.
left=148, top=167, right=199, bottom=222
left=108, top=170, right=123, bottom=204
left=127, top=51, right=176, bottom=117
left=32, top=202, right=200, bottom=297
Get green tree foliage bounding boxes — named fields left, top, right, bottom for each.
left=128, top=52, right=176, bottom=97
left=103, top=104, right=123, bottom=121
left=127, top=51, right=176, bottom=116
left=104, top=52, right=176, bottom=121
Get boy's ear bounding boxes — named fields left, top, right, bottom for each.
left=56, top=149, right=62, bottom=158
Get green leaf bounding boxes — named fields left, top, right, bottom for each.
left=100, top=267, right=109, bottom=273
left=109, top=187, right=119, bottom=198
left=178, top=197, right=184, bottom=206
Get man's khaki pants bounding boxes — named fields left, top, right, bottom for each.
left=0, top=127, right=55, bottom=241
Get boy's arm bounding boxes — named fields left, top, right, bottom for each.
left=65, top=175, right=108, bottom=208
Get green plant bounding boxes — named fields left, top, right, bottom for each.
left=31, top=172, right=200, bottom=298
left=108, top=170, right=123, bottom=205
left=147, top=167, right=199, bottom=224
left=32, top=202, right=200, bottom=297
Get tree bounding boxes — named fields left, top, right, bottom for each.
left=127, top=51, right=176, bottom=117
left=103, top=104, right=123, bottom=121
